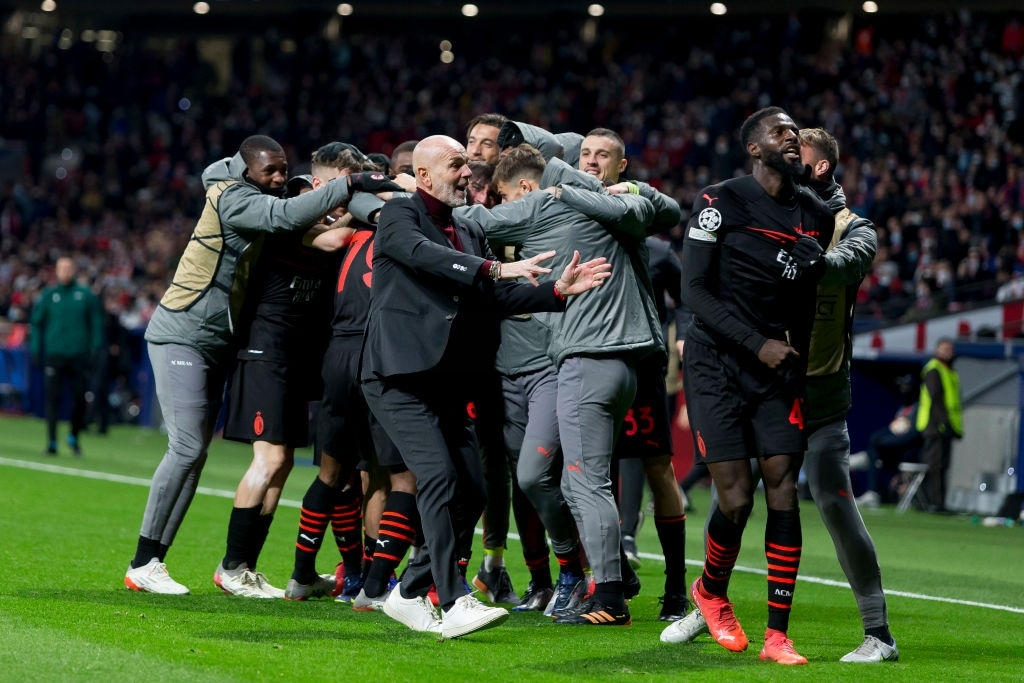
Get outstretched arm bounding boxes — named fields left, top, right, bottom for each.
left=820, top=214, right=878, bottom=287
left=457, top=196, right=541, bottom=247
left=608, top=181, right=682, bottom=233
left=553, top=185, right=653, bottom=240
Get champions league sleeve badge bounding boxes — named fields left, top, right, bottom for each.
left=688, top=206, right=722, bottom=242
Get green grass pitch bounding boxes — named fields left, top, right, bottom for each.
left=1, top=414, right=1022, bottom=682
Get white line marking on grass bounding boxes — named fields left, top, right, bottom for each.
left=0, top=457, right=304, bottom=508
left=4, top=456, right=1023, bottom=614
left=630, top=550, right=1024, bottom=614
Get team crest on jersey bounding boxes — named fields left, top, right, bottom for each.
left=688, top=227, right=717, bottom=242
left=697, top=207, right=722, bottom=232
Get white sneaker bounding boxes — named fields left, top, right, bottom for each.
left=213, top=563, right=283, bottom=599
left=253, top=571, right=285, bottom=599
left=352, top=588, right=388, bottom=612
left=441, top=594, right=509, bottom=639
left=840, top=635, right=899, bottom=663
left=383, top=586, right=443, bottom=633
left=856, top=491, right=881, bottom=509
left=124, top=558, right=190, bottom=595
left=284, top=574, right=339, bottom=601
left=659, top=607, right=709, bottom=643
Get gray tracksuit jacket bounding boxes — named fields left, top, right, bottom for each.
left=144, top=152, right=356, bottom=365
left=457, top=158, right=662, bottom=372
left=804, top=181, right=878, bottom=430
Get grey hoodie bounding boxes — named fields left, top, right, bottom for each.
left=458, top=158, right=661, bottom=373
left=145, top=151, right=355, bottom=364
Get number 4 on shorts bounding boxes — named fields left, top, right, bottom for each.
left=787, top=399, right=805, bottom=430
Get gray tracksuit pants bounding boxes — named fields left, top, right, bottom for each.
left=139, top=342, right=224, bottom=547
left=804, top=418, right=889, bottom=630
left=557, top=355, right=636, bottom=585
left=503, top=366, right=578, bottom=555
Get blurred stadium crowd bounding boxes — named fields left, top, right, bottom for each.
left=1, top=8, right=1023, bottom=351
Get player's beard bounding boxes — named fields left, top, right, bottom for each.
left=762, top=148, right=803, bottom=178
left=440, top=182, right=468, bottom=208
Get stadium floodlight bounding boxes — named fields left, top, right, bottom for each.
left=587, top=4, right=604, bottom=17
left=41, top=0, right=57, bottom=12
left=441, top=50, right=455, bottom=63
left=710, top=2, right=727, bottom=15
left=440, top=39, right=452, bottom=51
left=863, top=1, right=879, bottom=12
left=192, top=2, right=210, bottom=15
left=337, top=3, right=353, bottom=15
left=462, top=4, right=479, bottom=17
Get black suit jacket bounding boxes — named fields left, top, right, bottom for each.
left=360, top=192, right=565, bottom=381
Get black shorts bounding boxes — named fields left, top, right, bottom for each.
left=613, top=354, right=673, bottom=460
left=223, top=359, right=314, bottom=447
left=316, top=336, right=404, bottom=471
left=682, top=339, right=806, bottom=464
left=352, top=411, right=407, bottom=474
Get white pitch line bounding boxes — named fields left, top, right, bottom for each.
left=0, top=457, right=304, bottom=508
left=4, top=456, right=1024, bottom=615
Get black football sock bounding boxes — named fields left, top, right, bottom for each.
left=364, top=491, right=419, bottom=598
left=866, top=626, right=894, bottom=645
left=292, top=477, right=333, bottom=582
left=655, top=514, right=687, bottom=594
left=765, top=507, right=801, bottom=633
left=331, top=487, right=363, bottom=577
left=593, top=580, right=626, bottom=608
left=246, top=512, right=274, bottom=572
left=701, top=507, right=746, bottom=597
left=361, top=535, right=377, bottom=581
left=223, top=505, right=261, bottom=570
left=131, top=536, right=161, bottom=569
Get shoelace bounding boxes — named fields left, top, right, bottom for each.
left=768, top=633, right=798, bottom=653
left=149, top=562, right=170, bottom=578
left=852, top=638, right=881, bottom=656
left=419, top=596, right=439, bottom=616
left=711, top=603, right=740, bottom=631
left=420, top=598, right=442, bottom=626
left=239, top=571, right=260, bottom=587
left=460, top=597, right=488, bottom=612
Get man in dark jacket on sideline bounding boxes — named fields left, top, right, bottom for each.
left=30, top=256, right=103, bottom=456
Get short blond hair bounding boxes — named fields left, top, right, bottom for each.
left=800, top=128, right=839, bottom=176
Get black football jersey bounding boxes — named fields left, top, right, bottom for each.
left=681, top=174, right=835, bottom=360
left=237, top=232, right=338, bottom=362
left=330, top=227, right=375, bottom=337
